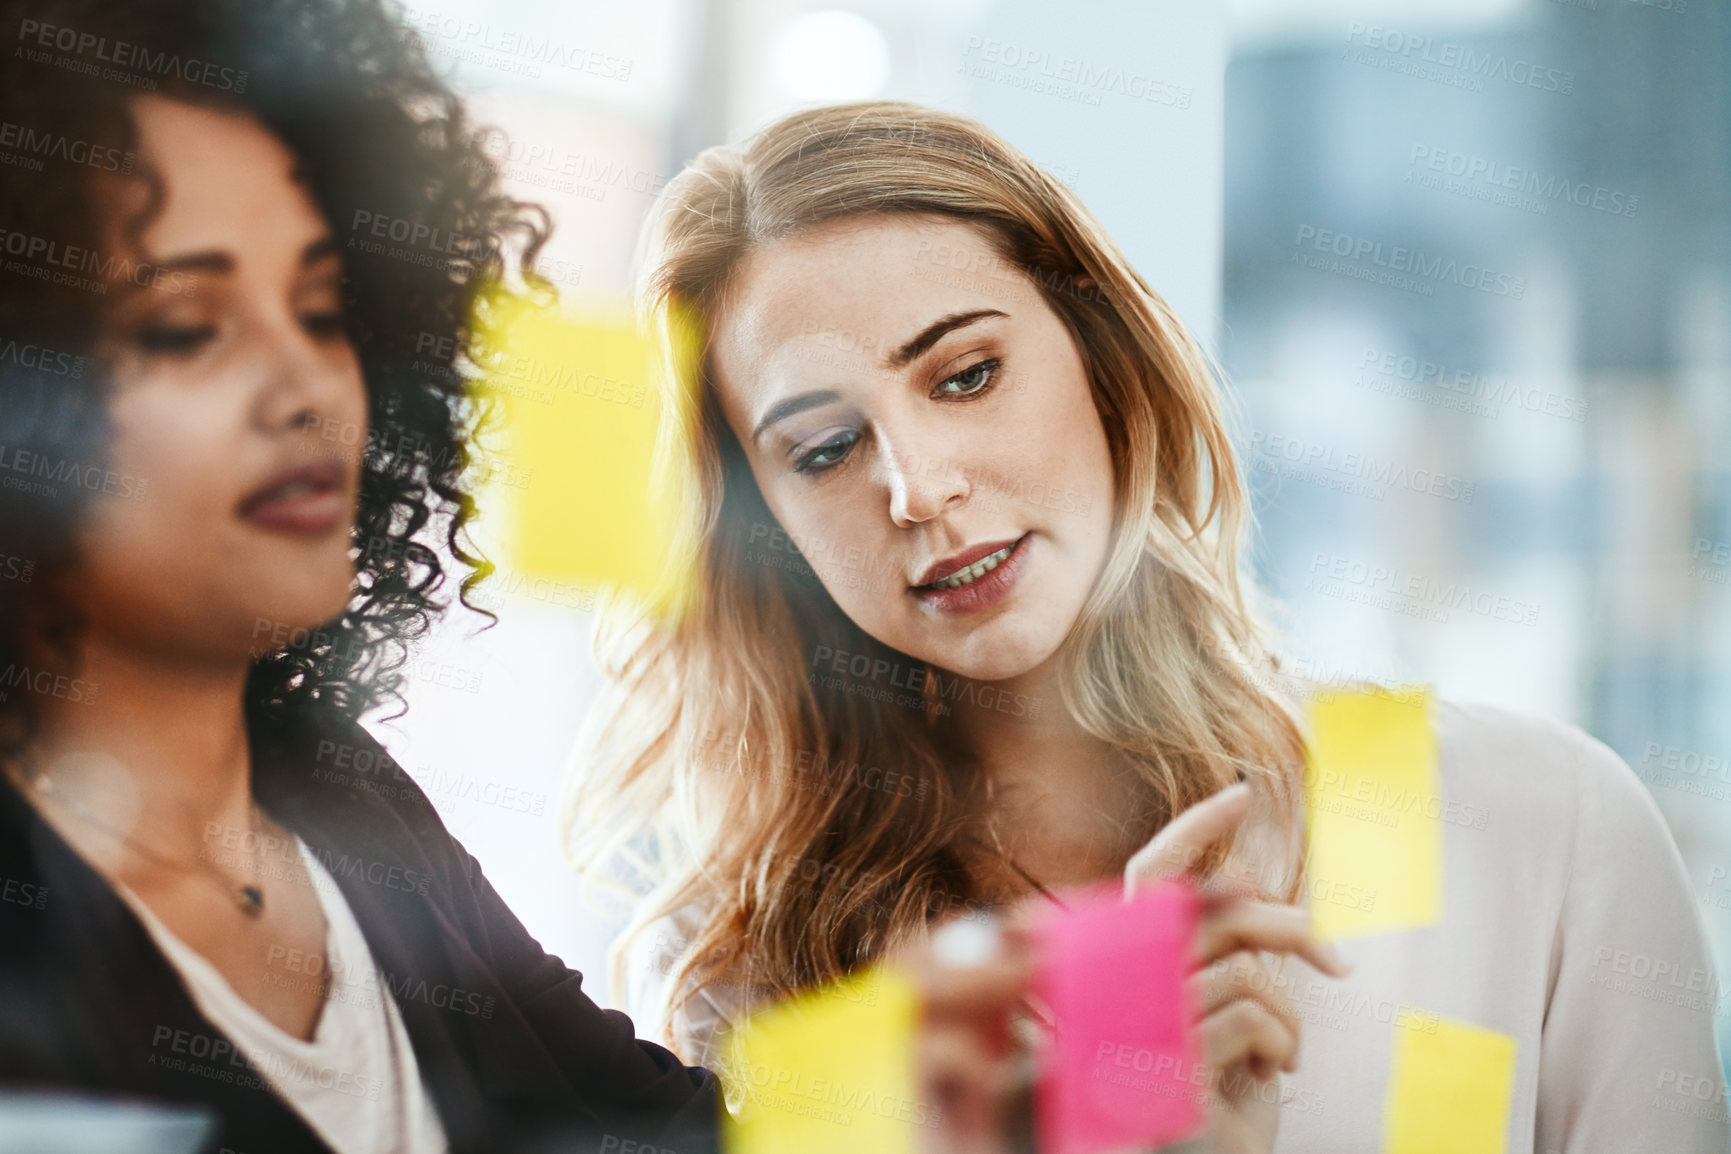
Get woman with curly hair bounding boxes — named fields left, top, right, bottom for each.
left=0, top=1, right=814, bottom=1152
left=0, top=2, right=1056, bottom=1149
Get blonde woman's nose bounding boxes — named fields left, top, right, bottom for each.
left=876, top=438, right=970, bottom=526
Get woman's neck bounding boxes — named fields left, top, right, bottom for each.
left=21, top=636, right=257, bottom=855
left=949, top=654, right=1148, bottom=895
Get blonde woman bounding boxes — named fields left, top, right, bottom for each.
left=567, top=103, right=1722, bottom=1152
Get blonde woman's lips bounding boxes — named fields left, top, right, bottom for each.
left=911, top=533, right=1031, bottom=615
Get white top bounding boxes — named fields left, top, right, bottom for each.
left=627, top=701, right=1729, bottom=1152
left=117, top=838, right=449, bottom=1154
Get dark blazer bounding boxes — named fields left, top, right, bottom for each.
left=0, top=706, right=721, bottom=1154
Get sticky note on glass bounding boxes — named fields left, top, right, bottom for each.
left=1033, top=880, right=1204, bottom=1154
left=1384, top=1016, right=1516, bottom=1154
left=720, top=964, right=925, bottom=1154
left=1304, top=686, right=1440, bottom=941
left=475, top=301, right=698, bottom=620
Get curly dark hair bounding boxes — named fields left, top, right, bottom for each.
left=0, top=0, right=548, bottom=755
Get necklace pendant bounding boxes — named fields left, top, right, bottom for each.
left=236, top=886, right=265, bottom=917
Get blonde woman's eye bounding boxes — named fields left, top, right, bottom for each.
left=793, top=429, right=859, bottom=474
left=934, top=358, right=1001, bottom=398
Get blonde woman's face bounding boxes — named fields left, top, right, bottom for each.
left=711, top=215, right=1116, bottom=682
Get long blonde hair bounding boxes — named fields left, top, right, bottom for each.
left=564, top=101, right=1305, bottom=1051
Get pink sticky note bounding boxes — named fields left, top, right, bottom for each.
left=1033, top=880, right=1204, bottom=1154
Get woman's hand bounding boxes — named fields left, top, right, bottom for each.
left=1126, top=784, right=1349, bottom=1154
left=897, top=782, right=1346, bottom=1154
left=902, top=916, right=1035, bottom=1154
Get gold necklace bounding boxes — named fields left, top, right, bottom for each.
left=1003, top=857, right=1069, bottom=910
left=979, top=810, right=1071, bottom=911
left=6, top=759, right=268, bottom=918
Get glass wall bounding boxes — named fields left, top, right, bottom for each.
left=1222, top=0, right=1731, bottom=1066
left=377, top=4, right=1731, bottom=1084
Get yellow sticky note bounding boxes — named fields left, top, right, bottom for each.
left=1384, top=1016, right=1516, bottom=1154
left=721, top=965, right=926, bottom=1154
left=1303, top=686, right=1440, bottom=940
left=476, top=300, right=699, bottom=620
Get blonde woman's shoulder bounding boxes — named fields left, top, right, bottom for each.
left=1430, top=696, right=1654, bottom=837
left=1427, top=695, right=1705, bottom=925
left=1436, top=699, right=1724, bottom=1150
left=1276, top=696, right=1723, bottom=1153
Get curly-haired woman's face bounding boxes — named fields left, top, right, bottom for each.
left=711, top=215, right=1115, bottom=683
left=70, top=95, right=366, bottom=659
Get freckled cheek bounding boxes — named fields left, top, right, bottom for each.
left=1018, top=416, right=1112, bottom=562
left=771, top=482, right=875, bottom=560
left=1059, top=420, right=1114, bottom=505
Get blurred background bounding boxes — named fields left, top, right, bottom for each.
left=364, top=0, right=1731, bottom=1070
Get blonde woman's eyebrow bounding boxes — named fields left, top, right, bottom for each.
left=885, top=308, right=1007, bottom=369
left=752, top=388, right=844, bottom=444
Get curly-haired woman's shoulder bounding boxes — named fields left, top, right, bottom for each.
left=625, top=903, right=754, bottom=1067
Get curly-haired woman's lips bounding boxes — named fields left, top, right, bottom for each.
left=910, top=532, right=1031, bottom=615
left=238, top=460, right=348, bottom=535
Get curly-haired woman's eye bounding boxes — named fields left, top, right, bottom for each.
left=135, top=324, right=216, bottom=356
left=302, top=310, right=346, bottom=341
left=933, top=358, right=1001, bottom=399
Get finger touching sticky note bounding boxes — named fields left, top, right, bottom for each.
left=1384, top=1016, right=1516, bottom=1154
left=1033, top=881, right=1204, bottom=1154
left=721, top=964, right=924, bottom=1154
left=475, top=299, right=699, bottom=621
left=1304, top=686, right=1440, bottom=941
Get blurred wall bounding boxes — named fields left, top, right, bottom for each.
left=1221, top=0, right=1731, bottom=1067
